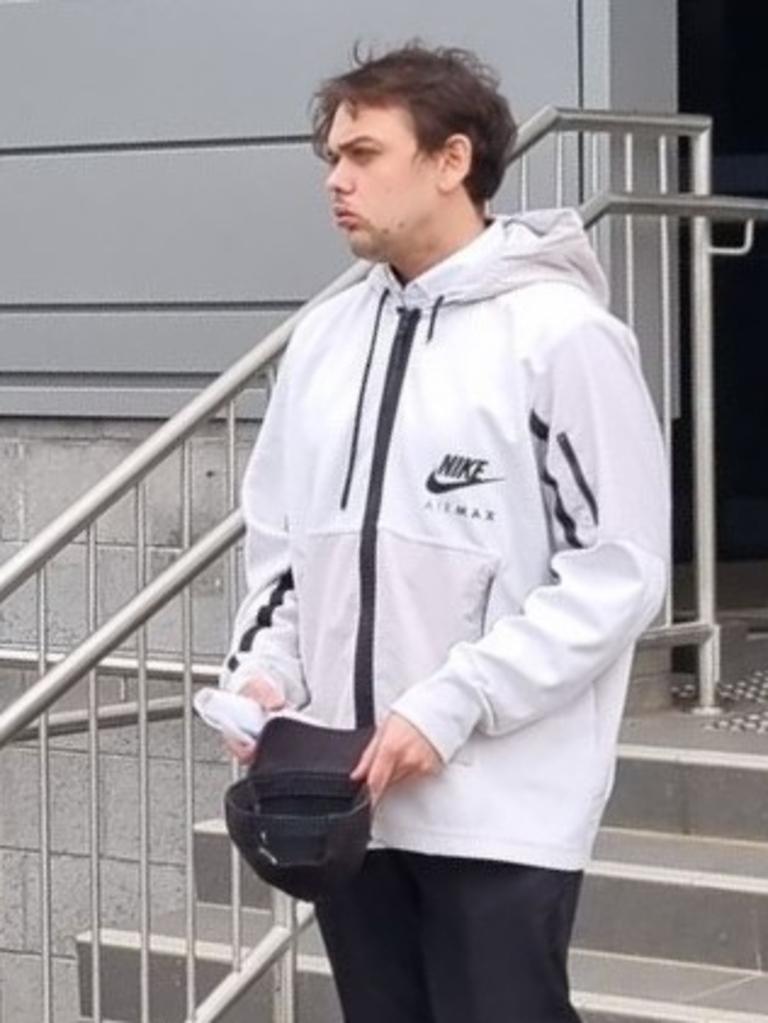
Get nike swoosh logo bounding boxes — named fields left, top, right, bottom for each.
left=425, top=473, right=505, bottom=495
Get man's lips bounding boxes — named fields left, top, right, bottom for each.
left=333, top=208, right=362, bottom=228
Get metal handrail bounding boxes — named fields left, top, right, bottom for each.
left=510, top=105, right=711, bottom=161
left=190, top=900, right=315, bottom=1023
left=0, top=509, right=244, bottom=746
left=581, top=191, right=768, bottom=225
left=0, top=645, right=221, bottom=683
left=0, top=105, right=715, bottom=611
left=13, top=695, right=187, bottom=742
left=0, top=262, right=366, bottom=605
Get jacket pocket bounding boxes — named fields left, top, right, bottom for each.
left=374, top=526, right=498, bottom=713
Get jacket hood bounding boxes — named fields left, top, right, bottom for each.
left=367, top=208, right=609, bottom=312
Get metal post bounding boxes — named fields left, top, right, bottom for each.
left=86, top=525, right=103, bottom=1021
left=225, top=399, right=244, bottom=971
left=555, top=132, right=565, bottom=207
left=589, top=131, right=606, bottom=266
left=181, top=441, right=197, bottom=1018
left=519, top=154, right=529, bottom=212
left=623, top=133, right=636, bottom=329
left=272, top=890, right=297, bottom=1023
left=37, top=569, right=53, bottom=1023
left=657, top=136, right=674, bottom=628
left=690, top=128, right=720, bottom=713
left=135, top=483, right=152, bottom=1019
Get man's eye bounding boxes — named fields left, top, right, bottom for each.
left=351, top=149, right=376, bottom=162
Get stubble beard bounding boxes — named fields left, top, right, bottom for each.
left=345, top=222, right=394, bottom=265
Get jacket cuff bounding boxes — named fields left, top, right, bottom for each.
left=220, top=656, right=289, bottom=702
left=391, top=669, right=483, bottom=764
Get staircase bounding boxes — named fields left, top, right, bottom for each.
left=73, top=647, right=768, bottom=1022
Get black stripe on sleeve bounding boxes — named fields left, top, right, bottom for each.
left=529, top=410, right=550, bottom=441
left=529, top=411, right=583, bottom=549
left=541, top=469, right=584, bottom=549
left=236, top=569, right=295, bottom=657
left=556, top=431, right=599, bottom=526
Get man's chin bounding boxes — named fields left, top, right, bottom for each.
left=346, top=233, right=387, bottom=263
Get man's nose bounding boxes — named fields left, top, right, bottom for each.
left=326, top=161, right=352, bottom=194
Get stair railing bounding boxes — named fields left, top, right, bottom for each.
left=0, top=103, right=726, bottom=716
left=2, top=107, right=767, bottom=1023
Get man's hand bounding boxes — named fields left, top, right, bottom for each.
left=351, top=712, right=443, bottom=805
left=222, top=676, right=285, bottom=766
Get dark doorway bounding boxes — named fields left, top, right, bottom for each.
left=678, top=1, right=768, bottom=568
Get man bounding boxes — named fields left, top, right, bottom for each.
left=221, top=44, right=669, bottom=1023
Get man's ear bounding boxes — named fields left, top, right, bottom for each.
left=437, top=134, right=473, bottom=195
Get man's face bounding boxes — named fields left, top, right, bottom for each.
left=324, top=102, right=445, bottom=266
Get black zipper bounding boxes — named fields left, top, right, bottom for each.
left=353, top=306, right=421, bottom=727
left=340, top=290, right=389, bottom=510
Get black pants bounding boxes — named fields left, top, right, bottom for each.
left=315, top=849, right=584, bottom=1023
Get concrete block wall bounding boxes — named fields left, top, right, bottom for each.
left=0, top=418, right=258, bottom=660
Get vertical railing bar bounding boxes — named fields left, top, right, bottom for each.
left=181, top=440, right=197, bottom=1017
left=624, top=131, right=636, bottom=329
left=690, top=128, right=719, bottom=713
left=86, top=523, right=103, bottom=1021
left=135, top=482, right=151, bottom=1021
left=657, top=135, right=674, bottom=627
left=519, top=153, right=529, bottom=212
left=118, top=493, right=130, bottom=704
left=590, top=131, right=608, bottom=265
left=586, top=131, right=599, bottom=260
left=263, top=361, right=298, bottom=1021
left=590, top=131, right=600, bottom=197
left=37, top=567, right=53, bottom=1023
left=272, top=891, right=297, bottom=1023
left=555, top=131, right=565, bottom=207
left=225, top=397, right=244, bottom=970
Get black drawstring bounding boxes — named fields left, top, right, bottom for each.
left=427, top=296, right=443, bottom=343
left=339, top=289, right=390, bottom=510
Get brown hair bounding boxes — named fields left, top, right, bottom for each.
left=311, top=43, right=517, bottom=206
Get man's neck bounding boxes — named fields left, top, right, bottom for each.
left=392, top=206, right=487, bottom=283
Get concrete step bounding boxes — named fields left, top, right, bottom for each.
left=571, top=948, right=768, bottom=1022
left=194, top=817, right=271, bottom=910
left=576, top=827, right=768, bottom=969
left=76, top=903, right=330, bottom=1023
left=76, top=903, right=768, bottom=1023
left=606, top=710, right=768, bottom=840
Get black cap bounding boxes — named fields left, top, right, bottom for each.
left=224, top=716, right=373, bottom=902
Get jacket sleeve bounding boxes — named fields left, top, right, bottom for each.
left=219, top=347, right=308, bottom=708
left=392, top=312, right=670, bottom=763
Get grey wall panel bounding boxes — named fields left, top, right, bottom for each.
left=0, top=0, right=581, bottom=415
left=0, top=0, right=577, bottom=147
left=0, top=311, right=291, bottom=373
left=0, top=146, right=345, bottom=303
left=609, top=0, right=677, bottom=113
left=0, top=386, right=267, bottom=419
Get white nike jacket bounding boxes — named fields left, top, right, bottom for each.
left=221, top=211, right=670, bottom=871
